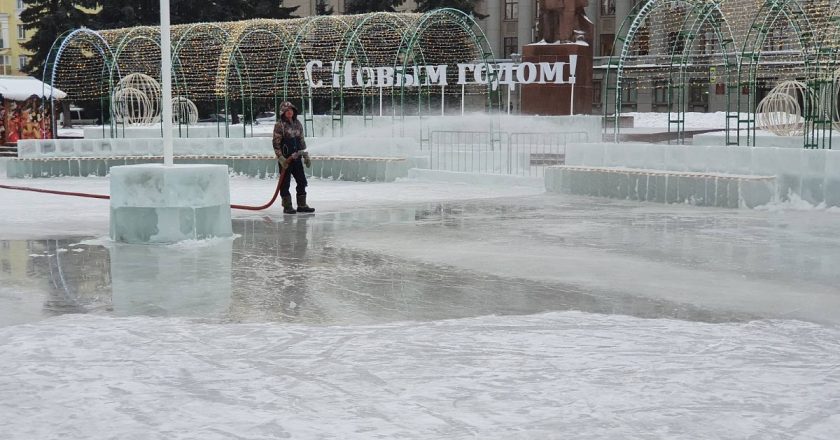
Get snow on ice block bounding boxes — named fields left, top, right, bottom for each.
left=545, top=166, right=776, bottom=208
left=16, top=140, right=38, bottom=157
left=623, top=144, right=647, bottom=169
left=664, top=145, right=689, bottom=171
left=224, top=138, right=244, bottom=156
left=110, top=164, right=232, bottom=244
left=243, top=137, right=269, bottom=155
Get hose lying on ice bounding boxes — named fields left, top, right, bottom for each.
left=0, top=157, right=294, bottom=211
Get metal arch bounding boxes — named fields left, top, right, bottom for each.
left=108, top=26, right=158, bottom=57
left=666, top=0, right=737, bottom=144
left=170, top=21, right=232, bottom=98
left=604, top=0, right=656, bottom=142
left=337, top=12, right=417, bottom=131
left=330, top=14, right=366, bottom=136
left=171, top=22, right=231, bottom=62
left=169, top=22, right=233, bottom=135
left=44, top=28, right=115, bottom=138
left=45, top=28, right=115, bottom=91
left=397, top=8, right=498, bottom=137
left=281, top=15, right=339, bottom=136
left=818, top=5, right=840, bottom=149
left=108, top=31, right=163, bottom=135
left=283, top=15, right=351, bottom=135
left=736, top=0, right=818, bottom=148
left=215, top=20, right=296, bottom=100
left=170, top=21, right=233, bottom=99
left=219, top=27, right=296, bottom=137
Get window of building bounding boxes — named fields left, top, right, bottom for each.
left=601, top=0, right=615, bottom=16
left=765, top=23, right=789, bottom=51
left=689, top=81, right=709, bottom=111
left=600, top=34, right=614, bottom=57
left=633, top=26, right=649, bottom=56
left=668, top=31, right=685, bottom=54
left=592, top=80, right=603, bottom=109
left=505, top=0, right=518, bottom=20
left=621, top=79, right=638, bottom=110
left=17, top=0, right=24, bottom=9
left=504, top=37, right=518, bottom=58
left=18, top=55, right=28, bottom=70
left=0, top=56, right=11, bottom=75
left=17, top=24, right=25, bottom=40
left=653, top=80, right=669, bottom=107
left=315, top=0, right=332, bottom=15
left=704, top=31, right=719, bottom=55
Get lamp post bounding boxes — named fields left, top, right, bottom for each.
left=160, top=0, right=173, bottom=165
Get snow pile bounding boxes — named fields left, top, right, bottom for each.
left=0, top=312, right=838, bottom=439
left=755, top=193, right=840, bottom=213
left=624, top=112, right=753, bottom=129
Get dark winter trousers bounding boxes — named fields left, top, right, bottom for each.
left=280, top=159, right=307, bottom=198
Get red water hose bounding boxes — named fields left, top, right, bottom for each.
left=0, top=157, right=294, bottom=211
left=0, top=184, right=111, bottom=200
left=230, top=158, right=291, bottom=211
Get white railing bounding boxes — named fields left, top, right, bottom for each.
left=427, top=130, right=589, bottom=177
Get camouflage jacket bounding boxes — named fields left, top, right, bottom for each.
left=272, top=102, right=307, bottom=159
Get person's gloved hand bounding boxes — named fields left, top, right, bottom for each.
left=302, top=151, right=311, bottom=168
left=279, top=157, right=290, bottom=170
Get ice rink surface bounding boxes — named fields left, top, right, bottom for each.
left=1, top=175, right=839, bottom=438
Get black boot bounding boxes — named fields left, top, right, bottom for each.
left=296, top=194, right=315, bottom=213
left=282, top=195, right=296, bottom=214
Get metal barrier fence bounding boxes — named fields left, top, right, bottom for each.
left=427, top=130, right=589, bottom=177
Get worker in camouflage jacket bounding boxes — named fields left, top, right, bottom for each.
left=272, top=101, right=314, bottom=214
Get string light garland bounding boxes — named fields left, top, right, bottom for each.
left=605, top=0, right=840, bottom=145
left=48, top=11, right=493, bottom=107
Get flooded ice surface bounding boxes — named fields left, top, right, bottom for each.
left=3, top=195, right=839, bottom=326
left=2, top=192, right=840, bottom=438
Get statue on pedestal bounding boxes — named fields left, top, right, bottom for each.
left=538, top=0, right=593, bottom=43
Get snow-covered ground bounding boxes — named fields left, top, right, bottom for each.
left=624, top=111, right=745, bottom=129
left=2, top=174, right=840, bottom=438
left=1, top=313, right=838, bottom=439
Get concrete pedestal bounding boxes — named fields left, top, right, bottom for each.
left=521, top=43, right=593, bottom=115
left=110, top=164, right=232, bottom=243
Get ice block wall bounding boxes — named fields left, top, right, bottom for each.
left=110, top=164, right=233, bottom=243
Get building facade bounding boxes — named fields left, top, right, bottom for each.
left=0, top=0, right=31, bottom=76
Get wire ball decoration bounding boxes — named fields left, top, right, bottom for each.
left=756, top=80, right=809, bottom=136
left=113, top=87, right=155, bottom=126
left=173, top=96, right=199, bottom=125
left=112, top=73, right=162, bottom=126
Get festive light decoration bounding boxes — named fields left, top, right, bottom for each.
left=756, top=81, right=808, bottom=136
left=113, top=87, right=155, bottom=126
left=112, top=73, right=162, bottom=126
left=173, top=96, right=199, bottom=125
left=44, top=10, right=493, bottom=109
left=603, top=0, right=840, bottom=147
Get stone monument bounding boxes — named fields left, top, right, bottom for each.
left=521, top=0, right=594, bottom=115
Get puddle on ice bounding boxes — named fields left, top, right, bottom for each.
left=0, top=201, right=762, bottom=326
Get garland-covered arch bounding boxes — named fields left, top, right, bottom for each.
left=396, top=8, right=498, bottom=136
left=43, top=28, right=115, bottom=136
left=604, top=0, right=840, bottom=148
left=46, top=11, right=498, bottom=138
left=605, top=0, right=735, bottom=144
left=734, top=0, right=819, bottom=147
